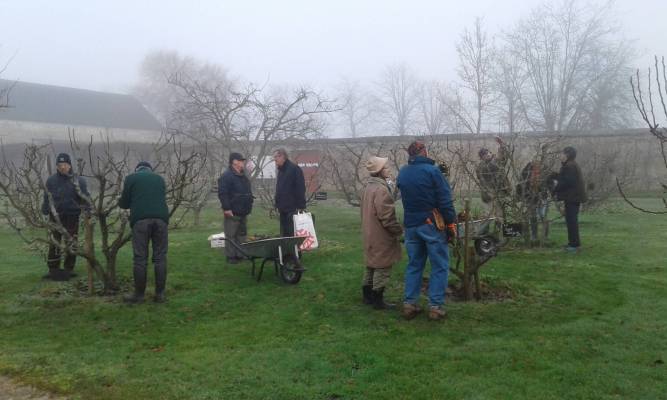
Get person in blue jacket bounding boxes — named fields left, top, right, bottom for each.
left=397, top=141, right=456, bottom=321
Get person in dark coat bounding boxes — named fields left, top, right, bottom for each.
left=553, top=146, right=587, bottom=253
left=475, top=137, right=511, bottom=221
left=41, top=153, right=90, bottom=281
left=218, top=152, right=253, bottom=264
left=273, top=149, right=306, bottom=237
left=397, top=141, right=456, bottom=321
left=119, top=161, right=170, bottom=303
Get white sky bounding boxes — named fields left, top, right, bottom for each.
left=1, top=0, right=666, bottom=93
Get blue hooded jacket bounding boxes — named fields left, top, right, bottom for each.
left=397, top=156, right=456, bottom=228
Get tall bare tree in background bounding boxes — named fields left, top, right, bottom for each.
left=447, top=17, right=495, bottom=134
left=419, top=80, right=449, bottom=136
left=377, top=63, right=420, bottom=135
left=620, top=56, right=667, bottom=214
left=504, top=0, right=632, bottom=133
left=335, top=77, right=375, bottom=138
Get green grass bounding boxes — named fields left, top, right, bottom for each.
left=0, top=199, right=666, bottom=399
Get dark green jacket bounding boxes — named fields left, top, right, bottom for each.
left=554, top=160, right=587, bottom=203
left=119, top=168, right=169, bottom=227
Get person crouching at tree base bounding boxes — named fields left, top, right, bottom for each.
left=218, top=152, right=253, bottom=264
left=553, top=146, right=587, bottom=253
left=119, top=161, right=170, bottom=304
left=397, top=141, right=456, bottom=321
left=360, top=156, right=403, bottom=310
left=41, top=153, right=90, bottom=281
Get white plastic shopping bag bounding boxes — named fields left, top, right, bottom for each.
left=293, top=211, right=318, bottom=251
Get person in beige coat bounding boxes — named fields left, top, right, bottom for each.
left=360, top=156, right=403, bottom=309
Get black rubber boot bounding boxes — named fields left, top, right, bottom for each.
left=362, top=285, right=373, bottom=305
left=372, top=288, right=396, bottom=310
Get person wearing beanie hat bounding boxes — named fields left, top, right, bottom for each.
left=218, top=152, right=253, bottom=264
left=554, top=146, right=587, bottom=253
left=360, top=156, right=402, bottom=310
left=396, top=141, right=456, bottom=321
left=475, top=136, right=511, bottom=221
left=119, top=160, right=170, bottom=303
left=40, top=152, right=90, bottom=281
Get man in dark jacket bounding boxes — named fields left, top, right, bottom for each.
left=41, top=153, right=90, bottom=281
left=119, top=161, right=170, bottom=303
left=397, top=141, right=456, bottom=321
left=218, top=152, right=253, bottom=264
left=476, top=137, right=511, bottom=221
left=273, top=149, right=306, bottom=237
left=554, top=146, right=587, bottom=253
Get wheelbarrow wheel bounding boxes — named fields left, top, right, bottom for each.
left=279, top=256, right=303, bottom=284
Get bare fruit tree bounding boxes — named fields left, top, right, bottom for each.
left=0, top=132, right=206, bottom=293
left=335, top=77, right=376, bottom=138
left=620, top=56, right=667, bottom=214
left=376, top=63, right=420, bottom=136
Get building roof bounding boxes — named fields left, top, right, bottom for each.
left=0, top=79, right=162, bottom=131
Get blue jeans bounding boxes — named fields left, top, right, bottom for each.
left=404, top=223, right=450, bottom=307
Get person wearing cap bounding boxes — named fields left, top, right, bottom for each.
left=273, top=148, right=306, bottom=237
left=360, top=156, right=403, bottom=310
left=553, top=146, right=587, bottom=253
left=119, top=161, right=170, bottom=303
left=41, top=152, right=90, bottom=281
left=397, top=141, right=456, bottom=321
left=475, top=136, right=511, bottom=221
left=218, top=152, right=254, bottom=264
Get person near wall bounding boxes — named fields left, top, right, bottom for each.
left=273, top=148, right=306, bottom=237
left=397, top=141, right=456, bottom=321
left=476, top=136, right=511, bottom=222
left=553, top=146, right=587, bottom=253
left=360, top=156, right=403, bottom=310
left=218, top=152, right=254, bottom=264
left=41, top=153, right=90, bottom=281
left=119, top=161, right=170, bottom=303
left=519, top=150, right=555, bottom=243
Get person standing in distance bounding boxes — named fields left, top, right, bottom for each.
left=218, top=152, right=254, bottom=264
left=273, top=149, right=306, bottom=237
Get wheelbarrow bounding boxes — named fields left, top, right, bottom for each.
left=224, top=236, right=307, bottom=284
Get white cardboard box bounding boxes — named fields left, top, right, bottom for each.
left=207, top=232, right=226, bottom=248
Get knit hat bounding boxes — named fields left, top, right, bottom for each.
left=366, top=156, right=389, bottom=174
left=478, top=148, right=490, bottom=158
left=135, top=161, right=153, bottom=171
left=563, top=146, right=577, bottom=160
left=407, top=141, right=426, bottom=157
left=229, top=152, right=246, bottom=165
left=55, top=153, right=71, bottom=165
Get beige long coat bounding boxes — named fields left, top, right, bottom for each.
left=360, top=177, right=403, bottom=268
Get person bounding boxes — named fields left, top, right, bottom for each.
left=476, top=137, right=511, bottom=221
left=273, top=148, right=306, bottom=237
left=218, top=152, right=253, bottom=264
left=41, top=153, right=90, bottom=281
left=518, top=151, right=554, bottom=242
left=553, top=146, right=587, bottom=253
left=360, top=156, right=403, bottom=310
left=119, top=161, right=170, bottom=303
left=397, top=141, right=456, bottom=321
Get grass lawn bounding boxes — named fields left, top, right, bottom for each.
left=0, top=198, right=666, bottom=399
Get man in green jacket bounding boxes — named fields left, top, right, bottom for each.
left=119, top=161, right=170, bottom=303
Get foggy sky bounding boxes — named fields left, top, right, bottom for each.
left=1, top=0, right=666, bottom=94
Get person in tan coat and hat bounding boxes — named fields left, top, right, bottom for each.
left=360, top=156, right=403, bottom=309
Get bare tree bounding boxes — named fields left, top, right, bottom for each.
left=0, top=132, right=206, bottom=293
left=419, top=80, right=449, bottom=136
left=335, top=77, right=375, bottom=138
left=619, top=56, right=667, bottom=214
left=504, top=0, right=630, bottom=133
left=376, top=63, right=420, bottom=136
left=451, top=17, right=495, bottom=134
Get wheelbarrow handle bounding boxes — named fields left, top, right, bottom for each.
left=222, top=237, right=252, bottom=259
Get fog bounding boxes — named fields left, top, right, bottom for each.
left=1, top=0, right=666, bottom=93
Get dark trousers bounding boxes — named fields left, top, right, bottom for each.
left=564, top=202, right=581, bottom=248
left=47, top=214, right=80, bottom=272
left=224, top=215, right=247, bottom=259
left=279, top=210, right=297, bottom=237
left=132, top=218, right=169, bottom=295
